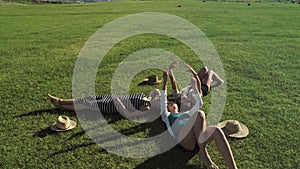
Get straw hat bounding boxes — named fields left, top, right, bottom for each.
left=217, top=120, right=249, bottom=138
left=50, top=115, right=77, bottom=131
left=139, top=75, right=162, bottom=85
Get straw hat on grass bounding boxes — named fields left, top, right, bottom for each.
left=217, top=120, right=249, bottom=138
left=50, top=115, right=77, bottom=132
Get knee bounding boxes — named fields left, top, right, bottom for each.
left=207, top=69, right=213, bottom=75
left=200, top=66, right=208, bottom=73
left=197, top=67, right=209, bottom=78
left=203, top=66, right=209, bottom=72
left=181, top=144, right=196, bottom=151
left=197, top=110, right=206, bottom=119
left=215, top=126, right=222, bottom=133
left=213, top=126, right=226, bottom=138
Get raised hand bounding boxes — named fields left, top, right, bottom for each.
left=169, top=61, right=179, bottom=70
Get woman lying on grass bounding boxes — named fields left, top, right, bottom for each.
left=48, top=89, right=161, bottom=118
left=159, top=68, right=237, bottom=169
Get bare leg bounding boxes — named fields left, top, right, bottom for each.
left=198, top=144, right=219, bottom=169
left=196, top=113, right=237, bottom=169
left=178, top=110, right=237, bottom=169
left=48, top=94, right=75, bottom=111
left=60, top=104, right=75, bottom=111
left=201, top=71, right=213, bottom=91
left=201, top=69, right=224, bottom=91
left=192, top=111, right=218, bottom=168
left=210, top=70, right=224, bottom=88
left=206, top=126, right=237, bottom=169
left=197, top=66, right=209, bottom=80
left=178, top=124, right=197, bottom=151
left=178, top=111, right=217, bottom=168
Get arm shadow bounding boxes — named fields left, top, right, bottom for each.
left=16, top=108, right=76, bottom=117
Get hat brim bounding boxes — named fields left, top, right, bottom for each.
left=50, top=120, right=77, bottom=132
left=217, top=120, right=249, bottom=138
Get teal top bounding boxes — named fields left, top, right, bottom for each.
left=168, top=113, right=190, bottom=136
left=160, top=90, right=203, bottom=138
left=168, top=113, right=181, bottom=125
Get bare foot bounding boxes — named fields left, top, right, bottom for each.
left=207, top=163, right=219, bottom=169
left=47, top=94, right=62, bottom=108
left=211, top=80, right=224, bottom=89
left=198, top=148, right=219, bottom=169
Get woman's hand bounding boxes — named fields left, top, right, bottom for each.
left=169, top=61, right=179, bottom=70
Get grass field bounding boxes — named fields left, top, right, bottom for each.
left=1, top=0, right=299, bottom=168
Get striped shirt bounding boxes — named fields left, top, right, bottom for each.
left=75, top=93, right=149, bottom=114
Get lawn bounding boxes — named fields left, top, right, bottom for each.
left=0, top=0, right=299, bottom=168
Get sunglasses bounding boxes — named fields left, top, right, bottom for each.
left=145, top=101, right=151, bottom=107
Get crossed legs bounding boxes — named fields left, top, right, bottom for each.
left=178, top=110, right=237, bottom=169
left=198, top=66, right=224, bottom=91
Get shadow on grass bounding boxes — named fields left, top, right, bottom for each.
left=18, top=108, right=76, bottom=138
left=25, top=108, right=204, bottom=168
left=17, top=108, right=76, bottom=117
left=47, top=142, right=108, bottom=159
left=134, top=145, right=200, bottom=169
left=133, top=118, right=202, bottom=169
left=33, top=127, right=60, bottom=137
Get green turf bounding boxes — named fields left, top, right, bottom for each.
left=0, top=0, right=299, bottom=168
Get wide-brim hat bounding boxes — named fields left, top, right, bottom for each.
left=50, top=115, right=77, bottom=132
left=139, top=75, right=162, bottom=85
left=217, top=120, right=249, bottom=138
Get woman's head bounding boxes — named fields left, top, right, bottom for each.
left=141, top=97, right=161, bottom=112
left=167, top=102, right=178, bottom=113
left=140, top=97, right=151, bottom=111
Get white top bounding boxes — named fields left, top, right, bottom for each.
left=180, top=85, right=193, bottom=97
left=160, top=90, right=203, bottom=138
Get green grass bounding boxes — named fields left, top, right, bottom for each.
left=1, top=0, right=299, bottom=168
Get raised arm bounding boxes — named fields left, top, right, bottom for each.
left=168, top=61, right=179, bottom=94
left=162, top=68, right=168, bottom=91
left=160, top=68, right=170, bottom=120
left=184, top=77, right=203, bottom=117
left=185, top=64, right=202, bottom=94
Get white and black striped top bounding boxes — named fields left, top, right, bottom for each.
left=74, top=93, right=149, bottom=114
